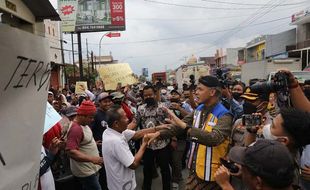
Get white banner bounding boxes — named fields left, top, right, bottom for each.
left=44, top=102, right=62, bottom=134
left=0, top=25, right=51, bottom=189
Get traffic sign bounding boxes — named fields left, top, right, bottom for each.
left=106, top=32, right=121, bottom=38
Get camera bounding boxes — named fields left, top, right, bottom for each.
left=250, top=72, right=289, bottom=93
left=242, top=114, right=262, bottom=126
left=215, top=68, right=235, bottom=88
left=249, top=71, right=290, bottom=107
left=220, top=158, right=239, bottom=173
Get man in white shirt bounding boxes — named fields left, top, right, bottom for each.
left=102, top=104, right=160, bottom=190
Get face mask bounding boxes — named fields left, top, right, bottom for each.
left=170, top=98, right=179, bottom=103
left=262, top=124, right=277, bottom=140
left=232, top=92, right=242, bottom=100
left=145, top=98, right=156, bottom=105
left=243, top=102, right=257, bottom=114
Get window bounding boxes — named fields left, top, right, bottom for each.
left=52, top=28, right=55, bottom=36
left=48, top=26, right=50, bottom=35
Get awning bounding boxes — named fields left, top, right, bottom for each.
left=22, top=0, right=61, bottom=21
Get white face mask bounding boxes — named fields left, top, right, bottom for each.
left=262, top=124, right=277, bottom=140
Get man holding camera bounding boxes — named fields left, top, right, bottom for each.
left=215, top=139, right=296, bottom=190
left=147, top=75, right=233, bottom=190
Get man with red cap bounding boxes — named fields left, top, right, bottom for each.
left=66, top=100, right=103, bottom=190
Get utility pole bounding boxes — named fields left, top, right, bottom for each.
left=60, top=37, right=67, bottom=84
left=77, top=32, right=83, bottom=80
left=86, top=38, right=90, bottom=81
left=91, top=51, right=94, bottom=73
left=86, top=38, right=89, bottom=61
left=71, top=32, right=76, bottom=81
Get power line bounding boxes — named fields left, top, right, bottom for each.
left=122, top=1, right=291, bottom=58
left=211, top=0, right=285, bottom=48
left=84, top=16, right=290, bottom=46
left=143, top=0, right=306, bottom=10
left=200, top=0, right=307, bottom=6
left=126, top=3, right=304, bottom=21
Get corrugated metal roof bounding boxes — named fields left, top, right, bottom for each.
left=22, top=0, right=60, bottom=21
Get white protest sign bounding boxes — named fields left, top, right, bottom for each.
left=0, top=25, right=51, bottom=189
left=44, top=102, right=62, bottom=134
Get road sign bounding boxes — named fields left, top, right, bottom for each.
left=106, top=32, right=121, bottom=38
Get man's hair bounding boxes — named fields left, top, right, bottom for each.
left=233, top=82, right=245, bottom=92
left=280, top=108, right=310, bottom=148
left=106, top=104, right=122, bottom=128
left=143, top=85, right=156, bottom=94
left=209, top=86, right=222, bottom=98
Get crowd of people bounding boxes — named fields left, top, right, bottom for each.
left=40, top=70, right=310, bottom=190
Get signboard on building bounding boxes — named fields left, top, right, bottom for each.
left=291, top=9, right=310, bottom=23
left=58, top=0, right=125, bottom=33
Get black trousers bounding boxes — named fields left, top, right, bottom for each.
left=143, top=146, right=171, bottom=190
left=99, top=166, right=108, bottom=190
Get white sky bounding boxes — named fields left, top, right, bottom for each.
left=49, top=0, right=309, bottom=75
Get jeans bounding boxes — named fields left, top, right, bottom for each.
left=76, top=173, right=102, bottom=190
left=171, top=140, right=186, bottom=183
left=143, top=146, right=171, bottom=190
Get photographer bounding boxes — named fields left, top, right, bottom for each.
left=243, top=107, right=310, bottom=189
left=280, top=70, right=310, bottom=112
left=215, top=139, right=296, bottom=190
left=230, top=87, right=270, bottom=147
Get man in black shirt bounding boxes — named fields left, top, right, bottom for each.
left=91, top=92, right=113, bottom=190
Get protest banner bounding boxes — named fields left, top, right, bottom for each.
left=44, top=102, right=62, bottom=134
left=97, top=63, right=138, bottom=90
left=75, top=81, right=88, bottom=95
left=0, top=25, right=51, bottom=189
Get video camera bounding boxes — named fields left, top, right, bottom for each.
left=250, top=71, right=290, bottom=107
left=250, top=72, right=289, bottom=93
left=215, top=68, right=235, bottom=88
left=220, top=158, right=239, bottom=174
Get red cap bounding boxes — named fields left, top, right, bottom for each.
left=77, top=100, right=96, bottom=115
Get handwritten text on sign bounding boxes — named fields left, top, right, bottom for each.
left=0, top=25, right=50, bottom=190
left=98, top=63, right=137, bottom=90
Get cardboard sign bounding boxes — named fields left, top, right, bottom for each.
left=97, top=63, right=138, bottom=90
left=0, top=25, right=51, bottom=189
left=44, top=102, right=62, bottom=134
left=75, top=81, right=87, bottom=95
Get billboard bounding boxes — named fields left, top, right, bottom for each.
left=58, top=0, right=125, bottom=33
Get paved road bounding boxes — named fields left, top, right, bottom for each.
left=135, top=166, right=188, bottom=190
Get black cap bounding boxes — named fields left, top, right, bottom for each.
left=64, top=106, right=77, bottom=117
left=241, top=87, right=269, bottom=101
left=198, top=75, right=220, bottom=87
left=170, top=89, right=180, bottom=95
left=229, top=139, right=294, bottom=188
